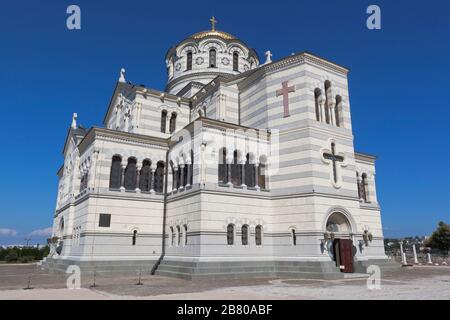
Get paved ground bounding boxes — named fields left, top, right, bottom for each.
left=0, top=264, right=449, bottom=300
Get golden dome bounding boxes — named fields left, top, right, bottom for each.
left=190, top=30, right=236, bottom=40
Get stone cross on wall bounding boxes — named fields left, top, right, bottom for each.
left=276, top=81, right=295, bottom=118
left=322, top=142, right=346, bottom=185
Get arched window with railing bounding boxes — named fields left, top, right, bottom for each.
left=154, top=161, right=165, bottom=193
left=139, top=159, right=151, bottom=192
left=230, top=150, right=241, bottom=186
left=245, top=153, right=255, bottom=187
left=109, top=155, right=122, bottom=189
left=258, top=156, right=267, bottom=190
left=218, top=147, right=228, bottom=184
left=124, top=157, right=137, bottom=191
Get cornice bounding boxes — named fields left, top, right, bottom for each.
left=78, top=127, right=169, bottom=155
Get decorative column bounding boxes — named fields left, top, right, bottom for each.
left=329, top=101, right=335, bottom=126
left=185, top=161, right=191, bottom=188
left=357, top=174, right=363, bottom=202
left=240, top=159, right=246, bottom=188
left=254, top=160, right=260, bottom=190
left=173, top=166, right=179, bottom=192
left=200, top=143, right=206, bottom=187
left=179, top=164, right=185, bottom=190
left=135, top=165, right=141, bottom=193
left=88, top=150, right=100, bottom=191
left=226, top=156, right=233, bottom=186
left=120, top=162, right=127, bottom=191
left=402, top=252, right=407, bottom=265
left=412, top=244, right=419, bottom=264
left=150, top=164, right=156, bottom=194
left=167, top=113, right=172, bottom=133
left=167, top=165, right=173, bottom=193
left=318, top=95, right=325, bottom=122
left=427, top=253, right=432, bottom=265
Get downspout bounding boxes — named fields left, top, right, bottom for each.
left=151, top=145, right=170, bottom=275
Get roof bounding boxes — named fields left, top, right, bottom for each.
left=190, top=30, right=236, bottom=40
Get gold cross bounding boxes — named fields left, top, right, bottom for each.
left=209, top=16, right=217, bottom=31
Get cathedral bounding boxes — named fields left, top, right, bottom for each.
left=44, top=18, right=396, bottom=279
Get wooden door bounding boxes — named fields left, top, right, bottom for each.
left=334, top=239, right=354, bottom=273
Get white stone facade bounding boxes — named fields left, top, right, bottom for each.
left=49, top=24, right=390, bottom=277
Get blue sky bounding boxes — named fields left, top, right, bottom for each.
left=0, top=0, right=449, bottom=245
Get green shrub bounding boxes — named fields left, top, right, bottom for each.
left=5, top=251, right=18, bottom=263
left=19, top=256, right=34, bottom=263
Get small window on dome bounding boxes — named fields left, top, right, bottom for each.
left=209, top=49, right=216, bottom=68
left=233, top=52, right=239, bottom=71
left=186, top=51, right=192, bottom=71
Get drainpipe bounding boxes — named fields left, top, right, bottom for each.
left=151, top=147, right=170, bottom=275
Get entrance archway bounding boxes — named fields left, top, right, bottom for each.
left=325, top=211, right=355, bottom=273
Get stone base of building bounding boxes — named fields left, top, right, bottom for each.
left=41, top=256, right=400, bottom=280
left=41, top=257, right=157, bottom=275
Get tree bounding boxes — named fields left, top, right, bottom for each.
left=425, top=221, right=450, bottom=252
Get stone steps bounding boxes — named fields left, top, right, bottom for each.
left=155, top=260, right=345, bottom=280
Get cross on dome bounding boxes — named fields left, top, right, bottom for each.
left=209, top=16, right=217, bottom=31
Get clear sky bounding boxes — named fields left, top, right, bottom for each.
left=0, top=0, right=449, bottom=245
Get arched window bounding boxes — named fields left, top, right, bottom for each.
left=132, top=230, right=137, bottom=246
left=314, top=88, right=321, bottom=122
left=230, top=150, right=241, bottom=186
left=257, top=159, right=266, bottom=190
left=183, top=163, right=188, bottom=187
left=227, top=224, right=234, bottom=245
left=233, top=52, right=239, bottom=71
left=356, top=172, right=361, bottom=199
left=169, top=112, right=177, bottom=133
left=291, top=229, right=297, bottom=246
left=170, top=227, right=174, bottom=246
left=186, top=51, right=193, bottom=71
left=241, top=225, right=248, bottom=246
left=324, top=81, right=331, bottom=124
left=361, top=173, right=368, bottom=202
left=177, top=226, right=181, bottom=246
left=184, top=225, right=188, bottom=246
left=175, top=164, right=181, bottom=189
left=109, top=155, right=122, bottom=189
left=245, top=153, right=255, bottom=187
left=218, top=147, right=228, bottom=184
left=255, top=225, right=262, bottom=246
left=209, top=48, right=216, bottom=68
left=124, top=157, right=137, bottom=190
left=154, top=161, right=165, bottom=193
left=139, top=159, right=151, bottom=192
left=161, top=110, right=167, bottom=133
left=335, top=95, right=342, bottom=127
